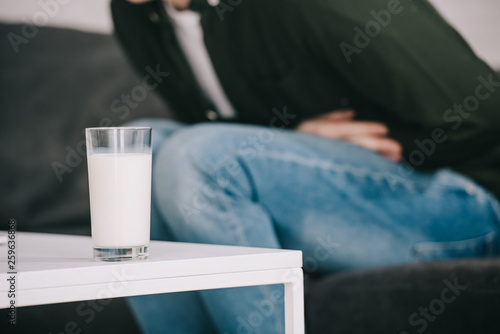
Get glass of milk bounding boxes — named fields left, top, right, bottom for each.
left=85, top=127, right=152, bottom=261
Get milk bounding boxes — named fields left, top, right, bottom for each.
left=87, top=153, right=152, bottom=248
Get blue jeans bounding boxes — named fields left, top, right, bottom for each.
left=126, top=118, right=500, bottom=334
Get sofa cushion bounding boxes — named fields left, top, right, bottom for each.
left=306, top=258, right=500, bottom=334
left=0, top=23, right=171, bottom=236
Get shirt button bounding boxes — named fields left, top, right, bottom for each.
left=207, top=0, right=220, bottom=6
left=206, top=110, right=219, bottom=121
left=149, top=11, right=160, bottom=23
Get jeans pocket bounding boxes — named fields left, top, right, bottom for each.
left=411, top=232, right=498, bottom=261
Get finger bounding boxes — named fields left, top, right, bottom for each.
left=316, top=121, right=389, bottom=138
left=345, top=135, right=402, bottom=162
left=320, top=109, right=355, bottom=122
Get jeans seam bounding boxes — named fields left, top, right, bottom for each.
left=195, top=137, right=481, bottom=197
left=411, top=231, right=498, bottom=260
left=413, top=232, right=497, bottom=251
left=247, top=150, right=496, bottom=198
left=249, top=150, right=416, bottom=192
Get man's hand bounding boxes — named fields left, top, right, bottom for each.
left=296, top=110, right=402, bottom=162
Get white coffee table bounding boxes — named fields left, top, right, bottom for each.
left=0, top=232, right=304, bottom=333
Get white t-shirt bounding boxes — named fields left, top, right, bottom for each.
left=164, top=2, right=236, bottom=119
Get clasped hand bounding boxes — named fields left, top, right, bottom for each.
left=296, top=110, right=402, bottom=162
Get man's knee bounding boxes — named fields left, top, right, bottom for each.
left=156, top=123, right=262, bottom=170
left=153, top=124, right=227, bottom=187
left=122, top=117, right=160, bottom=127
left=123, top=117, right=182, bottom=133
left=152, top=123, right=260, bottom=205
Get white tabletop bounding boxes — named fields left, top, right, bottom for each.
left=0, top=232, right=303, bottom=307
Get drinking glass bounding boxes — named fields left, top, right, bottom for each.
left=85, top=127, right=152, bottom=261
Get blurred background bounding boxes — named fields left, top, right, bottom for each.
left=1, top=0, right=499, bottom=237
left=0, top=1, right=499, bottom=333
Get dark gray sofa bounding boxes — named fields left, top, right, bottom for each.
left=1, top=23, right=499, bottom=334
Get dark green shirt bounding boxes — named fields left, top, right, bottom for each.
left=112, top=0, right=500, bottom=199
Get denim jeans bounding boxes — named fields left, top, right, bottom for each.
left=125, top=118, right=500, bottom=334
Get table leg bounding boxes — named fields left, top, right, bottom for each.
left=284, top=268, right=305, bottom=334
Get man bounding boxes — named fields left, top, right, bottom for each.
left=111, top=0, right=500, bottom=332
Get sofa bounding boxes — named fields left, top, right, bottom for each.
left=1, top=22, right=500, bottom=334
